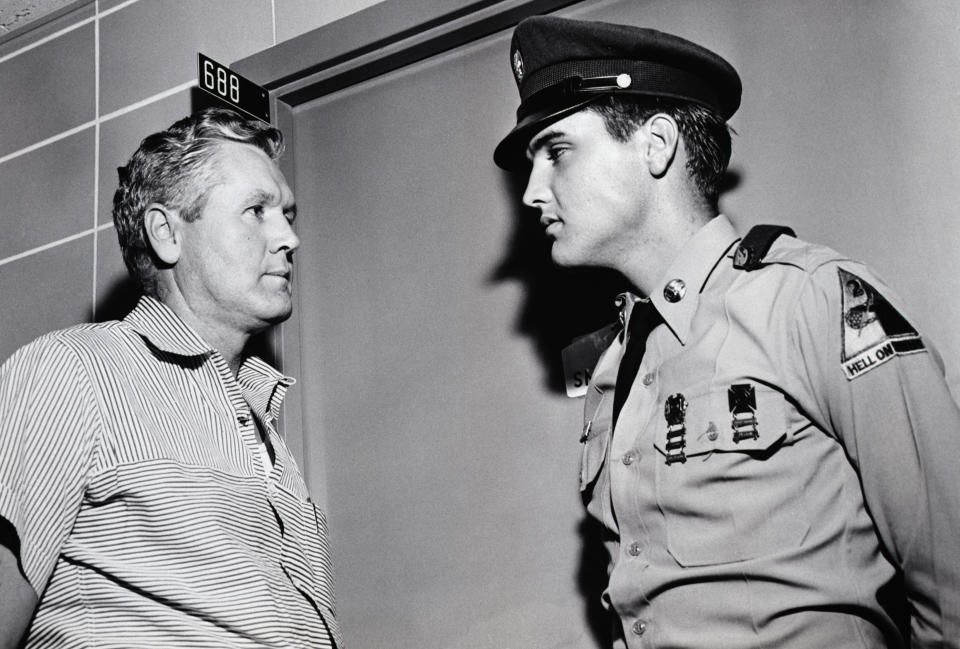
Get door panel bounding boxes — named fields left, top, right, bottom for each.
left=291, top=21, right=608, bottom=649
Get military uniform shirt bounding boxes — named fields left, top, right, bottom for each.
left=580, top=215, right=960, bottom=648
left=0, top=296, right=342, bottom=648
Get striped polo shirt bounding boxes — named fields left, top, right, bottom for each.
left=0, top=296, right=342, bottom=648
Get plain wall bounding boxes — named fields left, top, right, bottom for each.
left=0, top=0, right=386, bottom=364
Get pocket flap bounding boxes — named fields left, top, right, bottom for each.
left=653, top=383, right=809, bottom=566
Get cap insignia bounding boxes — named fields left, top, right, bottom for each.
left=512, top=49, right=524, bottom=83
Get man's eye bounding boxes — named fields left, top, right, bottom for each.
left=246, top=205, right=265, bottom=219
left=546, top=146, right=568, bottom=162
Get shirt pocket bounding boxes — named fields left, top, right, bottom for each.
left=653, top=383, right=810, bottom=566
left=579, top=385, right=612, bottom=493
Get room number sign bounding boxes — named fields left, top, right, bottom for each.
left=198, top=53, right=270, bottom=123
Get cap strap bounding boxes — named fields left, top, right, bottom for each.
left=518, top=59, right=721, bottom=121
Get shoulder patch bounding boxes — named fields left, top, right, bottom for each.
left=839, top=268, right=925, bottom=379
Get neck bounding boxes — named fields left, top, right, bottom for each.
left=194, top=325, right=248, bottom=377
left=620, top=197, right=715, bottom=298
left=157, top=291, right=251, bottom=377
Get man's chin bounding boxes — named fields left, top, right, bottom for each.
left=265, top=305, right=293, bottom=325
left=550, top=244, right=579, bottom=268
left=258, top=297, right=294, bottom=327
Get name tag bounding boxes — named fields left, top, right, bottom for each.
left=561, top=323, right=619, bottom=398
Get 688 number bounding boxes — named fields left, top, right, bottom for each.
left=203, top=60, right=239, bottom=103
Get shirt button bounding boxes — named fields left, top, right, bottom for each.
left=632, top=619, right=647, bottom=636
left=641, top=373, right=655, bottom=386
left=628, top=541, right=642, bottom=557
left=622, top=452, right=637, bottom=466
left=237, top=414, right=250, bottom=425
left=706, top=421, right=719, bottom=441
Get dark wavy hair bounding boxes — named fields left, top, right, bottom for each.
left=588, top=95, right=733, bottom=209
left=112, top=107, right=284, bottom=296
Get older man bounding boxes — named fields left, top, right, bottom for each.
left=0, top=108, right=341, bottom=648
left=495, top=15, right=960, bottom=649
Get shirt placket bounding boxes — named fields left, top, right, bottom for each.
left=210, top=356, right=308, bottom=647
left=609, top=336, right=662, bottom=647
left=209, top=357, right=269, bottom=473
left=241, top=377, right=332, bottom=647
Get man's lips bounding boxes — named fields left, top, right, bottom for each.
left=540, top=215, right=562, bottom=235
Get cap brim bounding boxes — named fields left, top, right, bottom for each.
left=493, top=96, right=601, bottom=171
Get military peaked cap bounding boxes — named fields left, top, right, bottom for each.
left=494, top=15, right=742, bottom=170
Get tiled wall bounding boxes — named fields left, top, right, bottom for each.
left=0, top=0, right=383, bottom=363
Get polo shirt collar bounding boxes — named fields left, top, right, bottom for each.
left=124, top=296, right=214, bottom=357
left=238, top=356, right=296, bottom=422
left=646, top=214, right=741, bottom=345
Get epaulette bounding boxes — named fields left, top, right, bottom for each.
left=732, top=225, right=796, bottom=271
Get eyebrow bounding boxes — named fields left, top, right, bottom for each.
left=526, top=130, right=566, bottom=159
left=244, top=189, right=278, bottom=206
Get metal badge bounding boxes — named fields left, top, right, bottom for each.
left=512, top=49, right=524, bottom=83
left=728, top=383, right=759, bottom=442
left=664, top=393, right=688, bottom=464
left=663, top=279, right=686, bottom=303
left=580, top=419, right=592, bottom=443
left=733, top=245, right=751, bottom=269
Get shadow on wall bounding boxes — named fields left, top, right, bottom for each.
left=491, top=168, right=626, bottom=646
left=578, top=516, right=615, bottom=647
left=95, top=274, right=141, bottom=324
left=491, top=164, right=743, bottom=646
left=489, top=167, right=630, bottom=395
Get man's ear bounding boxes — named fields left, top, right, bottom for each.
left=642, top=113, right=680, bottom=177
left=143, top=204, right=182, bottom=265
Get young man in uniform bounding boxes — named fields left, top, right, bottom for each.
left=0, top=108, right=342, bottom=648
left=494, top=15, right=960, bottom=648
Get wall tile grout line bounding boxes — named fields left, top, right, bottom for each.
left=0, top=120, right=97, bottom=166
left=0, top=0, right=143, bottom=67
left=271, top=0, right=277, bottom=48
left=99, top=0, right=144, bottom=19
left=0, top=223, right=114, bottom=269
left=0, top=0, right=192, bottom=311
left=0, top=79, right=198, bottom=168
left=2, top=0, right=264, bottom=305
left=100, top=78, right=198, bottom=123
left=92, top=0, right=102, bottom=321
left=0, top=15, right=95, bottom=65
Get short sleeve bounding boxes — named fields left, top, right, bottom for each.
left=789, top=261, right=960, bottom=648
left=0, top=335, right=100, bottom=595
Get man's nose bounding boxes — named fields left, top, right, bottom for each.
left=271, top=215, right=300, bottom=255
left=521, top=161, right=550, bottom=209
